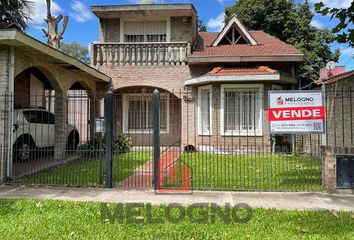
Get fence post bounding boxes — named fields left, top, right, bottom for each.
left=153, top=89, right=160, bottom=191
left=105, top=89, right=114, bottom=188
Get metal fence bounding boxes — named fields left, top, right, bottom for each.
left=1, top=87, right=353, bottom=192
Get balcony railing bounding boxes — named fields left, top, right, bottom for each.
left=91, top=42, right=191, bottom=67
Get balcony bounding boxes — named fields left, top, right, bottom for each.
left=91, top=42, right=191, bottom=67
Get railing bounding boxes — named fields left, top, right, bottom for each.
left=91, top=42, right=191, bottom=67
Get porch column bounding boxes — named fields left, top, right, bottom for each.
left=0, top=46, right=12, bottom=182
left=54, top=91, right=68, bottom=160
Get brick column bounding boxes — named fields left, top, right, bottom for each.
left=323, top=146, right=354, bottom=192
left=54, top=91, right=68, bottom=160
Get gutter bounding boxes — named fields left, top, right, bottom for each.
left=6, top=46, right=14, bottom=179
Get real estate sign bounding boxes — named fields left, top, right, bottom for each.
left=268, top=90, right=325, bottom=134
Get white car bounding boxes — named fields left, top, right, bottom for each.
left=12, top=107, right=80, bottom=162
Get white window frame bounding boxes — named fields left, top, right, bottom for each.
left=198, top=85, right=213, bottom=136
left=122, top=93, right=170, bottom=134
left=120, top=17, right=171, bottom=43
left=220, top=84, right=264, bottom=136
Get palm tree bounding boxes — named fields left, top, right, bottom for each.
left=0, top=0, right=34, bottom=31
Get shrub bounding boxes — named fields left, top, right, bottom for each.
left=78, top=135, right=132, bottom=158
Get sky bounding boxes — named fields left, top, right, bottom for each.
left=27, top=0, right=354, bottom=71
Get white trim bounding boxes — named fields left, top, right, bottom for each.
left=120, top=17, right=170, bottom=43
left=212, top=15, right=258, bottom=46
left=122, top=93, right=170, bottom=134
left=185, top=74, right=280, bottom=86
left=220, top=84, right=264, bottom=136
left=197, top=85, right=213, bottom=136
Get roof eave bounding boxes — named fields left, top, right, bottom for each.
left=188, top=55, right=304, bottom=64
left=0, top=29, right=110, bottom=83
left=91, top=4, right=197, bottom=18
left=185, top=73, right=281, bottom=86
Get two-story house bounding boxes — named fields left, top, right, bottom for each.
left=90, top=3, right=303, bottom=151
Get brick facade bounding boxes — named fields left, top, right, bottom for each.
left=171, top=17, right=194, bottom=43
left=101, top=19, right=120, bottom=42
left=181, top=83, right=273, bottom=150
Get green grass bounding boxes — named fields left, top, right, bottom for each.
left=0, top=199, right=353, bottom=239
left=180, top=153, right=324, bottom=191
left=19, top=152, right=152, bottom=187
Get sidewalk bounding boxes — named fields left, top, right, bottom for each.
left=0, top=185, right=353, bottom=211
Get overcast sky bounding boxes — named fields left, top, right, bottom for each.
left=27, top=0, right=354, bottom=71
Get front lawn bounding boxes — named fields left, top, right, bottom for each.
left=19, top=151, right=152, bottom=186
left=0, top=199, right=352, bottom=239
left=180, top=152, right=324, bottom=191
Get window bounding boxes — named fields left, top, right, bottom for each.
left=124, top=21, right=167, bottom=43
left=198, top=86, right=212, bottom=135
left=123, top=94, right=169, bottom=133
left=220, top=84, right=263, bottom=136
left=23, top=110, right=55, bottom=124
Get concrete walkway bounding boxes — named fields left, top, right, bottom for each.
left=0, top=185, right=353, bottom=211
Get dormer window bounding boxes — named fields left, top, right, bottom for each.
left=219, top=24, right=248, bottom=45
left=212, top=15, right=258, bottom=46
left=124, top=21, right=167, bottom=43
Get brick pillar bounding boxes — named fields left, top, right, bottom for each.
left=323, top=146, right=354, bottom=192
left=323, top=146, right=336, bottom=191
left=54, top=91, right=68, bottom=160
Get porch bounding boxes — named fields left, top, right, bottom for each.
left=0, top=29, right=110, bottom=182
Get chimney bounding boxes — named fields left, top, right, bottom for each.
left=139, top=0, right=154, bottom=4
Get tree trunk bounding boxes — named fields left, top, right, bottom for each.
left=42, top=0, right=68, bottom=49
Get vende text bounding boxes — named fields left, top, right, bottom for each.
left=268, top=106, right=325, bottom=121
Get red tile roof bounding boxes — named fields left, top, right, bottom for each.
left=315, top=70, right=354, bottom=85
left=208, top=66, right=277, bottom=75
left=191, top=31, right=303, bottom=58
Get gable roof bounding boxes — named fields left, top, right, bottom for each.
left=189, top=31, right=304, bottom=63
left=212, top=15, right=258, bottom=46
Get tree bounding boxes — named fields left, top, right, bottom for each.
left=42, top=0, right=68, bottom=49
left=0, top=0, right=34, bottom=31
left=225, top=0, right=340, bottom=86
left=315, top=1, right=354, bottom=47
left=198, top=19, right=207, bottom=32
left=60, top=42, right=90, bottom=64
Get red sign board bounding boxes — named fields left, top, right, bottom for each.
left=268, top=91, right=325, bottom=134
